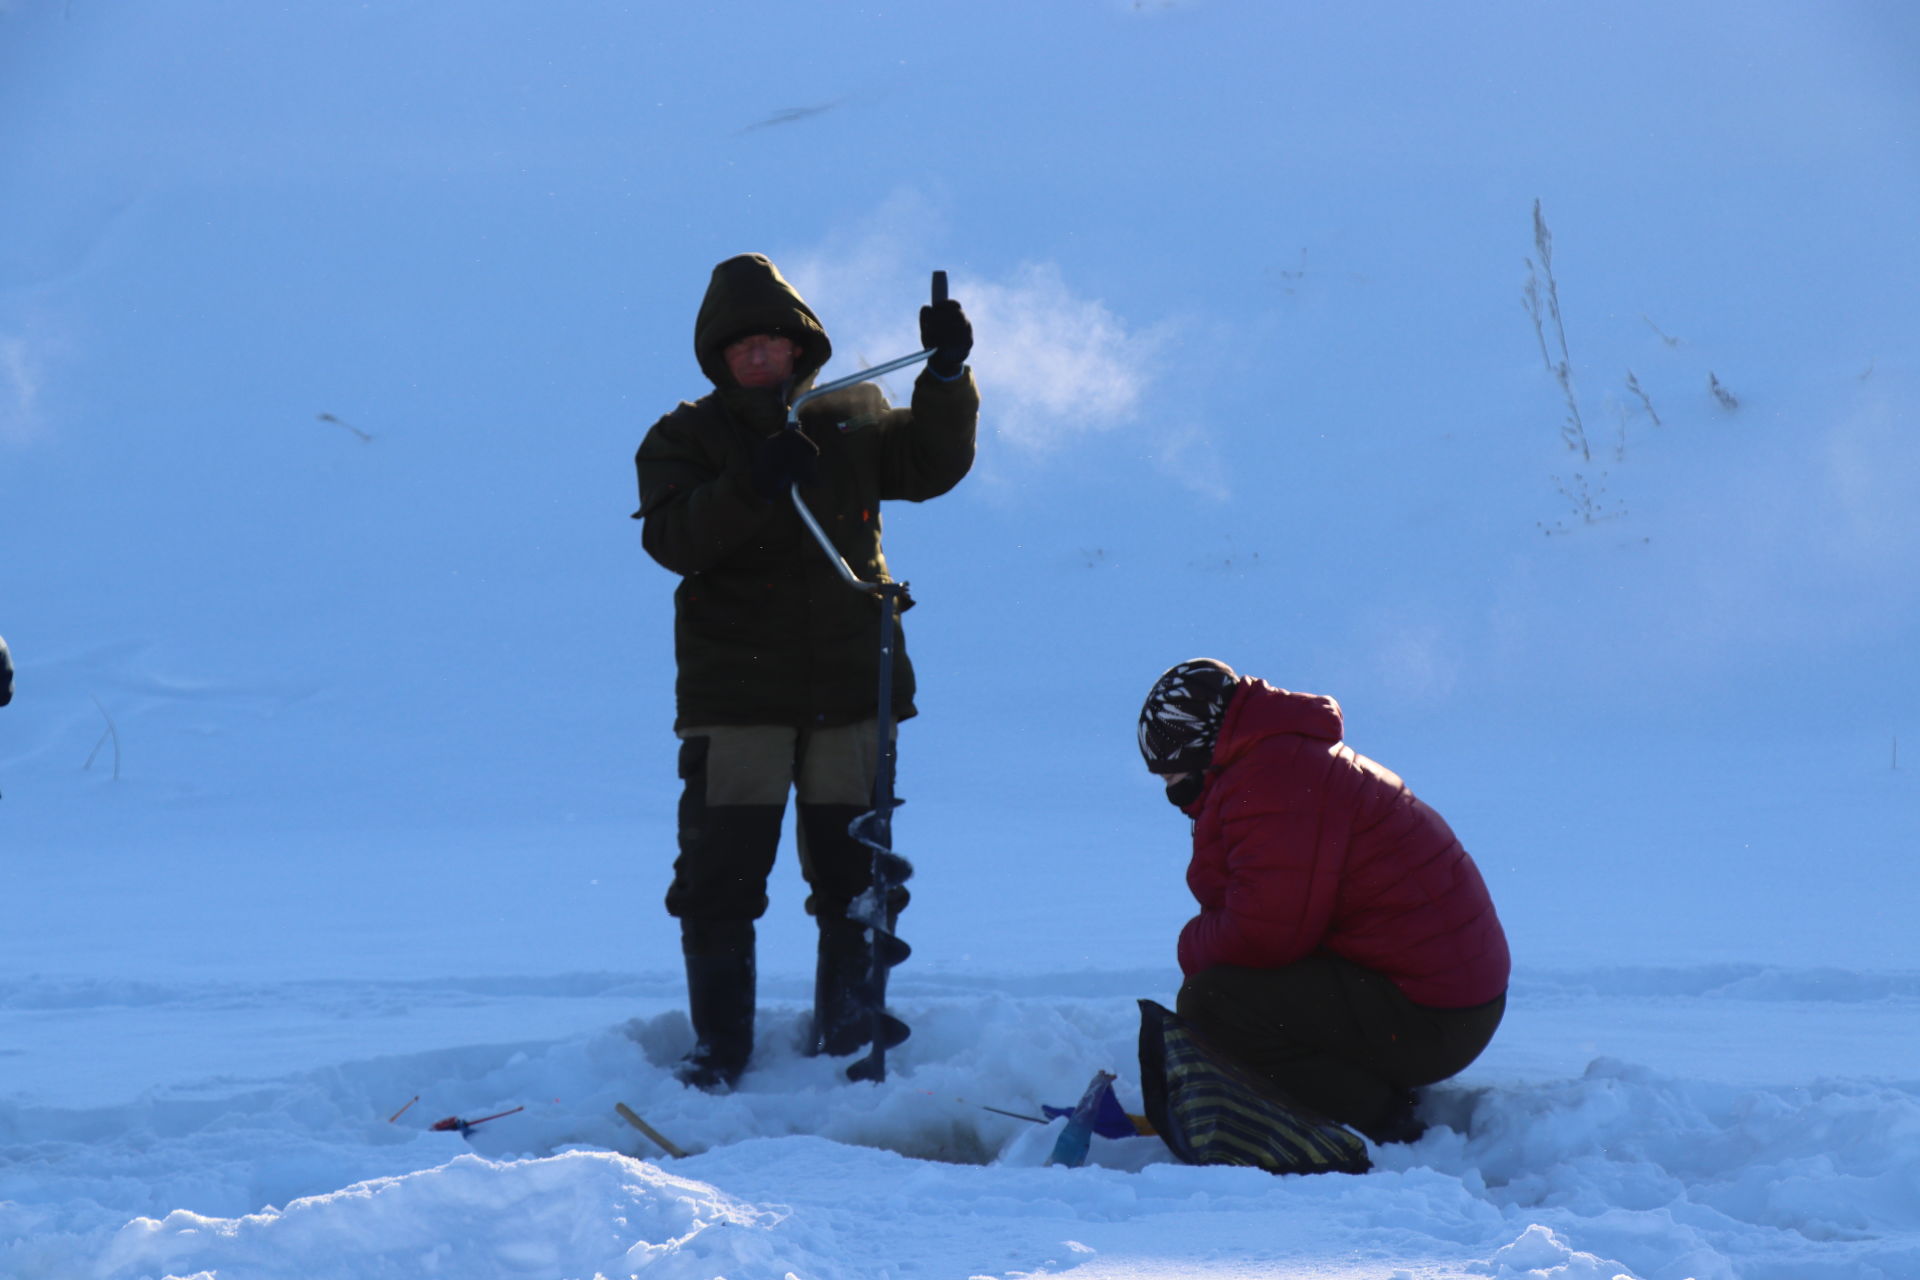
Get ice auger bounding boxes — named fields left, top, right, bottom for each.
left=784, top=271, right=948, bottom=1084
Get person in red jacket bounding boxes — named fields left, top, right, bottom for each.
left=1138, top=658, right=1509, bottom=1143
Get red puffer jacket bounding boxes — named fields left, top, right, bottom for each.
left=1176, top=679, right=1509, bottom=1008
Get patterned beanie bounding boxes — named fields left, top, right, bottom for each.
left=1137, top=659, right=1240, bottom=774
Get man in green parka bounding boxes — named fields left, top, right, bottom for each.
left=634, top=253, right=977, bottom=1090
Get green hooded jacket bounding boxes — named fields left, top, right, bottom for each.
left=634, top=254, right=979, bottom=729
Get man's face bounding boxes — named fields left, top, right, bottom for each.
left=723, top=333, right=800, bottom=389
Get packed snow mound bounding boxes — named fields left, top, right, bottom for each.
left=1408, top=1058, right=1920, bottom=1280
left=1478, top=1224, right=1634, bottom=1280
left=96, top=1150, right=793, bottom=1280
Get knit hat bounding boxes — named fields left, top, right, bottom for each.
left=1137, top=659, right=1239, bottom=774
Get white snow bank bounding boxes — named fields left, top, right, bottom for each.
left=6, top=979, right=1917, bottom=1280
left=98, top=1150, right=789, bottom=1280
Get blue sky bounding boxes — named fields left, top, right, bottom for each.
left=3, top=1, right=1917, bottom=974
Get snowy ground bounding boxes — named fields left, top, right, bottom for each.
left=5, top=809, right=1919, bottom=1279
left=4, top=955, right=1918, bottom=1279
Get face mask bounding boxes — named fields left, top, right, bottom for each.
left=1165, top=773, right=1205, bottom=810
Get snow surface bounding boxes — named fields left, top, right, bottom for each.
left=3, top=2, right=1919, bottom=1277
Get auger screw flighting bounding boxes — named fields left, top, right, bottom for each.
left=783, top=271, right=948, bottom=1084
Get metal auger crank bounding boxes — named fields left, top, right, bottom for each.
left=783, top=271, right=949, bottom=1083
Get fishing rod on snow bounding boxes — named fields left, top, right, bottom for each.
left=781, top=270, right=950, bottom=1085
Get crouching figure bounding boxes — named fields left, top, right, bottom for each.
left=1137, top=659, right=1509, bottom=1143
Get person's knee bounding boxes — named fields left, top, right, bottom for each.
left=1175, top=965, right=1253, bottom=1028
left=669, top=803, right=785, bottom=919
left=804, top=882, right=909, bottom=921
left=666, top=882, right=770, bottom=921
left=794, top=803, right=871, bottom=906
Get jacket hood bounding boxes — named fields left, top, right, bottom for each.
left=1210, top=678, right=1344, bottom=770
left=694, top=254, right=832, bottom=391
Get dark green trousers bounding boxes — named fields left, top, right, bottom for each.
left=665, top=721, right=891, bottom=922
left=1176, top=954, right=1505, bottom=1138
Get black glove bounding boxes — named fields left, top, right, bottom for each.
left=749, top=428, right=819, bottom=503
left=920, top=297, right=973, bottom=377
left=0, top=635, right=12, bottom=707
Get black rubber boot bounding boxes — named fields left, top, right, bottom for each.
left=674, top=918, right=756, bottom=1092
left=808, top=916, right=893, bottom=1057
left=795, top=803, right=913, bottom=1075
left=842, top=925, right=911, bottom=1083
left=810, top=915, right=864, bottom=1058
left=808, top=914, right=911, bottom=1061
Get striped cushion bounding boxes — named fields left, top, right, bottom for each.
left=1137, top=999, right=1371, bottom=1175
